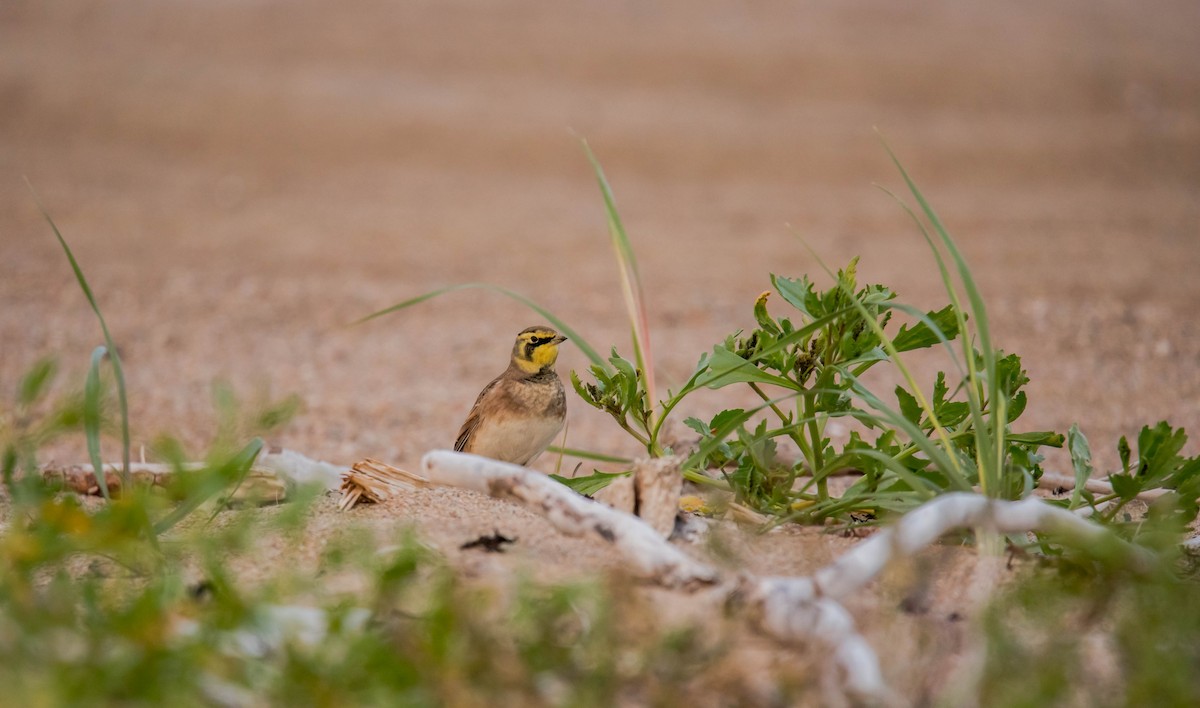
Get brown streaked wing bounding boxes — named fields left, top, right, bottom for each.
left=454, top=374, right=502, bottom=452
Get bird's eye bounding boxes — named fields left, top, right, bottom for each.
left=529, top=336, right=544, bottom=346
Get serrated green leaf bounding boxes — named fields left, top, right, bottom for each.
left=933, top=371, right=950, bottom=407
left=1136, top=421, right=1187, bottom=481
left=771, top=274, right=819, bottom=318
left=937, top=401, right=971, bottom=428
left=1109, top=473, right=1140, bottom=501
left=683, top=417, right=708, bottom=437
left=695, top=347, right=799, bottom=391
left=709, top=408, right=748, bottom=433
left=1007, top=390, right=1028, bottom=422
left=993, top=352, right=1029, bottom=397
left=894, top=386, right=922, bottom=427
left=550, top=470, right=631, bottom=496
left=892, top=305, right=960, bottom=352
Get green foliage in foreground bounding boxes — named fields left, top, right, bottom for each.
left=981, top=548, right=1200, bottom=707
left=9, top=159, right=1200, bottom=706
left=1, top=367, right=749, bottom=706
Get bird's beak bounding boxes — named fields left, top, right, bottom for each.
left=553, top=334, right=568, bottom=344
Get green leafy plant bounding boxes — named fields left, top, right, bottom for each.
left=571, top=146, right=1067, bottom=522
left=355, top=144, right=1196, bottom=537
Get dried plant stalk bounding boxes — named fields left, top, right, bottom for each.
left=1037, top=472, right=1169, bottom=503
left=40, top=448, right=346, bottom=505
left=338, top=458, right=426, bottom=511
left=632, top=456, right=682, bottom=537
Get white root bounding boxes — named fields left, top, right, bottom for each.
left=812, top=493, right=1149, bottom=599
left=67, top=448, right=1165, bottom=706
left=421, top=450, right=720, bottom=590
left=420, top=450, right=889, bottom=704
left=418, top=451, right=1168, bottom=706
left=39, top=448, right=348, bottom=503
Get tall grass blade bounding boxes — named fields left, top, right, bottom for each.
left=83, top=345, right=111, bottom=501
left=153, top=437, right=264, bottom=536
left=354, top=282, right=606, bottom=370
left=793, top=231, right=969, bottom=484
left=27, top=180, right=132, bottom=485
left=878, top=140, right=1005, bottom=496
left=581, top=141, right=657, bottom=424
left=545, top=445, right=633, bottom=464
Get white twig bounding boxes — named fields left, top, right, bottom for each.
left=420, top=450, right=890, bottom=704
left=1037, top=472, right=1170, bottom=503
left=41, top=447, right=347, bottom=500
left=421, top=450, right=719, bottom=590
left=813, top=493, right=1148, bottom=598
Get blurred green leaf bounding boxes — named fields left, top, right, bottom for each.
left=1067, top=424, right=1092, bottom=510
left=17, top=357, right=57, bottom=408
left=549, top=470, right=631, bottom=496
left=83, top=345, right=111, bottom=501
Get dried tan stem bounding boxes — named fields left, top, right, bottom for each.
left=339, top=458, right=426, bottom=510
left=1037, top=472, right=1170, bottom=503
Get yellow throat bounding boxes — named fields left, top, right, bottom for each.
left=511, top=326, right=567, bottom=375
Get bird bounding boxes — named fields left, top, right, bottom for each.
left=454, top=325, right=568, bottom=466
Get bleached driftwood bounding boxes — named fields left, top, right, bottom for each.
left=632, top=456, right=684, bottom=537
left=421, top=450, right=720, bottom=590
left=420, top=450, right=889, bottom=704
left=418, top=450, right=1161, bottom=706
left=812, top=493, right=1150, bottom=598
left=40, top=448, right=347, bottom=503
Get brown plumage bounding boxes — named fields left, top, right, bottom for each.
left=454, top=326, right=568, bottom=466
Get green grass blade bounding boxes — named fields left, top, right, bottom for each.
left=83, top=345, right=111, bottom=501
left=545, top=445, right=633, bottom=465
left=153, top=437, right=264, bottom=536
left=353, top=282, right=607, bottom=370
left=28, top=180, right=133, bottom=484
left=581, top=140, right=657, bottom=425
left=879, top=142, right=1004, bottom=495
left=840, top=379, right=972, bottom=491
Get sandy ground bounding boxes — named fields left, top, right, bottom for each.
left=2, top=0, right=1199, bottom=700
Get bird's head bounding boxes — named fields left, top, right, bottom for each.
left=511, top=326, right=568, bottom=374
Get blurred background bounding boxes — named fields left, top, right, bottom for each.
left=2, top=0, right=1198, bottom=471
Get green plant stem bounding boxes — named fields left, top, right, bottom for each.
left=748, top=383, right=813, bottom=461
left=803, top=391, right=828, bottom=500
left=615, top=415, right=652, bottom=451
left=681, top=468, right=730, bottom=490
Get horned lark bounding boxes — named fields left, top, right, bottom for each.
left=454, top=326, right=568, bottom=466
